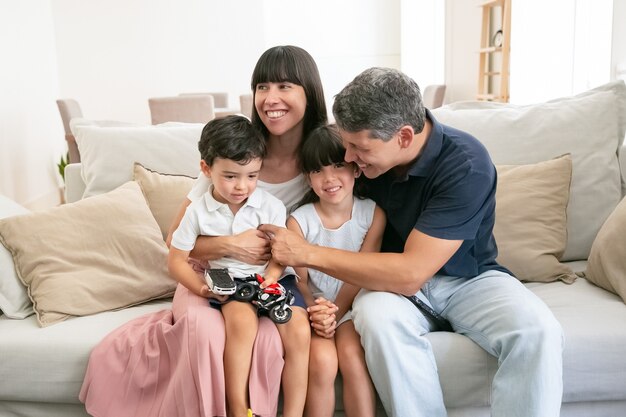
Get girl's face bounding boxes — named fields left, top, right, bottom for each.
left=201, top=157, right=262, bottom=211
left=307, top=162, right=358, bottom=205
left=254, top=82, right=307, bottom=137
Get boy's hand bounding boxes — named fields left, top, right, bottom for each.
left=260, top=275, right=279, bottom=288
left=201, top=284, right=228, bottom=302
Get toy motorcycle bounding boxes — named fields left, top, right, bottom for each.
left=233, top=274, right=295, bottom=324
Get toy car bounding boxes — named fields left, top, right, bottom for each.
left=233, top=274, right=295, bottom=324
left=204, top=268, right=236, bottom=295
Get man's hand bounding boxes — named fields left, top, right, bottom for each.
left=258, top=224, right=312, bottom=267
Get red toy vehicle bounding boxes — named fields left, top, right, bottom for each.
left=233, top=274, right=295, bottom=324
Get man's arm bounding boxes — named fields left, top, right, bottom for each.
left=259, top=223, right=462, bottom=295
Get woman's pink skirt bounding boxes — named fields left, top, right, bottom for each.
left=79, top=284, right=284, bottom=417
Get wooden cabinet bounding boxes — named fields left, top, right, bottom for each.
left=477, top=0, right=511, bottom=102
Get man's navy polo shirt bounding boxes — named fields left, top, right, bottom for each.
left=361, top=110, right=509, bottom=278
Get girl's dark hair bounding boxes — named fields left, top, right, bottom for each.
left=296, top=124, right=366, bottom=208
left=250, top=45, right=327, bottom=142
left=198, top=115, right=266, bottom=166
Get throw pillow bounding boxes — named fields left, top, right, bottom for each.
left=71, top=118, right=203, bottom=198
left=133, top=163, right=196, bottom=240
left=433, top=80, right=626, bottom=261
left=0, top=182, right=177, bottom=327
left=582, top=196, right=626, bottom=302
left=0, top=195, right=33, bottom=318
left=494, top=155, right=577, bottom=283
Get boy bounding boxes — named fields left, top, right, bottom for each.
left=168, top=115, right=310, bottom=417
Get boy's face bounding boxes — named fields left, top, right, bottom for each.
left=201, top=157, right=263, bottom=208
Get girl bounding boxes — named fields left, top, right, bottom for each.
left=288, top=125, right=386, bottom=417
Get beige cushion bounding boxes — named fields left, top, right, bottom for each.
left=71, top=118, right=203, bottom=198
left=133, top=163, right=196, bottom=240
left=0, top=182, right=176, bottom=327
left=582, top=196, right=626, bottom=302
left=433, top=81, right=626, bottom=261
left=494, top=155, right=577, bottom=283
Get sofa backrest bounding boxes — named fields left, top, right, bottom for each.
left=433, top=80, right=626, bottom=261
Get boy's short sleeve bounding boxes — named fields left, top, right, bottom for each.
left=171, top=203, right=201, bottom=251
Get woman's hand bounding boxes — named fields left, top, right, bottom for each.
left=308, top=297, right=338, bottom=338
left=226, top=229, right=271, bottom=265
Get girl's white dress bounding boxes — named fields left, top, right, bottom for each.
left=290, top=197, right=376, bottom=324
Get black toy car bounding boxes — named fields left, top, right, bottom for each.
left=233, top=274, right=295, bottom=324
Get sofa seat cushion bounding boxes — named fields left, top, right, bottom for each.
left=427, top=277, right=626, bottom=408
left=0, top=299, right=171, bottom=403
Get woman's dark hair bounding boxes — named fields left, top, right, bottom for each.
left=250, top=45, right=327, bottom=142
left=295, top=124, right=365, bottom=208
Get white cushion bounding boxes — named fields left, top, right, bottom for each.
left=0, top=195, right=33, bottom=319
left=433, top=81, right=626, bottom=261
left=71, top=118, right=203, bottom=198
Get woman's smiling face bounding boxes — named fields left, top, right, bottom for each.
left=254, top=81, right=307, bottom=137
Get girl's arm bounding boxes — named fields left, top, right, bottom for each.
left=167, top=198, right=271, bottom=265
left=288, top=216, right=338, bottom=338
left=331, top=204, right=387, bottom=318
left=286, top=216, right=317, bottom=307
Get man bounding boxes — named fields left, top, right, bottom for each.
left=260, top=68, right=563, bottom=417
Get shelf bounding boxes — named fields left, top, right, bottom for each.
left=479, top=47, right=502, bottom=53
left=477, top=0, right=511, bottom=102
left=478, top=0, right=504, bottom=6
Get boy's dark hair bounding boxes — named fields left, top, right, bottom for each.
left=198, top=115, right=266, bottom=166
left=296, top=124, right=366, bottom=208
left=250, top=45, right=327, bottom=143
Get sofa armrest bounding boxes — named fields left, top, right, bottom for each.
left=64, top=163, right=85, bottom=204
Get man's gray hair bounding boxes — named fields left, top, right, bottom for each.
left=332, top=67, right=426, bottom=141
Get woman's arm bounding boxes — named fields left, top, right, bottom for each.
left=167, top=197, right=271, bottom=264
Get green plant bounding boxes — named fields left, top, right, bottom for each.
left=57, top=152, right=69, bottom=182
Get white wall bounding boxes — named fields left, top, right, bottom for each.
left=51, top=0, right=400, bottom=125
left=0, top=1, right=65, bottom=209
left=0, top=0, right=399, bottom=207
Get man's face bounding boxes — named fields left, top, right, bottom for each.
left=339, top=129, right=399, bottom=179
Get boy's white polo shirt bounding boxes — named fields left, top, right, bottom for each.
left=171, top=186, right=286, bottom=277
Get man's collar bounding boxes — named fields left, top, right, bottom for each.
left=405, top=109, right=443, bottom=178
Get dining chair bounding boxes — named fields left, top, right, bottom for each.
left=56, top=99, right=83, bottom=163
left=179, top=92, right=228, bottom=108
left=423, top=84, right=447, bottom=109
left=239, top=93, right=253, bottom=119
left=148, top=95, right=215, bottom=125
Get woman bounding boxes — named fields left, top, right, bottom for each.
left=80, top=45, right=328, bottom=417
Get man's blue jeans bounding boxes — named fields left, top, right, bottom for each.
left=352, top=270, right=564, bottom=417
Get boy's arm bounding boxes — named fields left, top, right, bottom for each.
left=168, top=246, right=228, bottom=302
left=332, top=204, right=386, bottom=319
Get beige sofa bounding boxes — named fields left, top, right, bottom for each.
left=1, top=81, right=625, bottom=417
